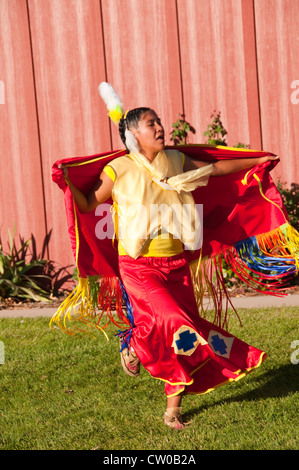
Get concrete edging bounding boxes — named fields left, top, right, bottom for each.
left=0, top=295, right=298, bottom=318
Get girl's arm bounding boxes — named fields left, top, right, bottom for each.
left=184, top=155, right=279, bottom=176
left=59, top=164, right=113, bottom=213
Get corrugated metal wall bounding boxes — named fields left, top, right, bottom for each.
left=0, top=0, right=298, bottom=280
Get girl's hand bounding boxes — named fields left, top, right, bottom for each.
left=257, top=155, right=279, bottom=164
left=58, top=164, right=69, bottom=182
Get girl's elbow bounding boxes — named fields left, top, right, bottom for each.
left=211, top=163, right=223, bottom=176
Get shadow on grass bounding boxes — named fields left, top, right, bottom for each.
left=184, top=363, right=299, bottom=421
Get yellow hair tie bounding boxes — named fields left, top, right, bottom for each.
left=123, top=110, right=129, bottom=120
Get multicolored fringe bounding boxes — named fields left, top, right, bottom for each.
left=226, top=223, right=299, bottom=289
left=50, top=222, right=298, bottom=337
left=49, top=276, right=131, bottom=338
left=190, top=255, right=240, bottom=331
left=190, top=222, right=299, bottom=330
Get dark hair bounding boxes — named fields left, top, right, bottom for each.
left=119, top=107, right=153, bottom=151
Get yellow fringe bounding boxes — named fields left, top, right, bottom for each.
left=49, top=278, right=108, bottom=339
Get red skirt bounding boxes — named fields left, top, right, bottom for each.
left=118, top=253, right=266, bottom=397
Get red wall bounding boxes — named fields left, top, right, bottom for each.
left=0, top=0, right=298, bottom=282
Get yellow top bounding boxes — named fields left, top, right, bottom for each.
left=103, top=159, right=185, bottom=257
left=103, top=150, right=212, bottom=259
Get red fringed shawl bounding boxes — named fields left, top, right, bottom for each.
left=50, top=145, right=299, bottom=334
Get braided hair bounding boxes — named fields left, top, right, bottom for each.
left=119, top=107, right=153, bottom=152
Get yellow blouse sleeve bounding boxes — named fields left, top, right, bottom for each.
left=103, top=165, right=116, bottom=182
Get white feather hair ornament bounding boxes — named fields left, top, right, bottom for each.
left=98, top=81, right=140, bottom=153
left=98, top=82, right=124, bottom=124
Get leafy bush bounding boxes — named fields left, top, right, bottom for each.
left=170, top=113, right=195, bottom=145
left=0, top=229, right=54, bottom=302
left=203, top=111, right=228, bottom=146
left=276, top=181, right=299, bottom=232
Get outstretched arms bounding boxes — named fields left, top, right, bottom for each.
left=184, top=154, right=279, bottom=176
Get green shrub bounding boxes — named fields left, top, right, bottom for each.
left=203, top=111, right=228, bottom=146
left=0, top=229, right=54, bottom=302
left=276, top=181, right=299, bottom=232
left=170, top=113, right=195, bottom=145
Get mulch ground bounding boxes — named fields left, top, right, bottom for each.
left=0, top=292, right=69, bottom=311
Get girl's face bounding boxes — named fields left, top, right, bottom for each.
left=132, top=111, right=165, bottom=156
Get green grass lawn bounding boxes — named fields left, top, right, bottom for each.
left=0, top=306, right=298, bottom=450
